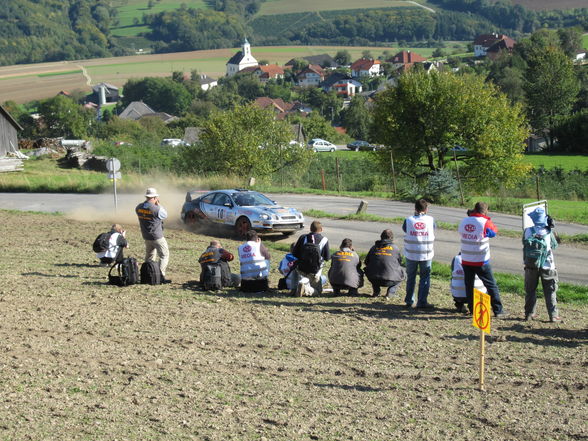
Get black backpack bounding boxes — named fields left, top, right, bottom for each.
left=93, top=232, right=111, bottom=253
left=202, top=263, right=222, bottom=291
left=140, top=261, right=162, bottom=285
left=297, top=235, right=323, bottom=274
left=108, top=257, right=139, bottom=287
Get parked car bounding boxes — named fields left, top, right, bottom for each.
left=347, top=140, right=377, bottom=151
left=161, top=138, right=189, bottom=147
left=308, top=138, right=336, bottom=152
left=181, top=189, right=305, bottom=237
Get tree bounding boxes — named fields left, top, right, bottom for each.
left=185, top=104, right=313, bottom=178
left=38, top=95, right=94, bottom=138
left=121, top=77, right=192, bottom=115
left=342, top=96, right=372, bottom=140
left=372, top=71, right=530, bottom=192
left=334, top=50, right=351, bottom=66
left=524, top=46, right=580, bottom=147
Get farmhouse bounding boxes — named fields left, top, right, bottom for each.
left=350, top=58, right=382, bottom=77
left=474, top=33, right=516, bottom=58
left=0, top=105, right=23, bottom=157
left=226, top=38, right=258, bottom=76
left=240, top=64, right=285, bottom=82
left=197, top=74, right=218, bottom=91
left=388, top=50, right=428, bottom=73
left=286, top=54, right=339, bottom=68
left=296, top=65, right=325, bottom=87
left=118, top=101, right=177, bottom=124
left=253, top=97, right=310, bottom=120
left=88, top=82, right=120, bottom=105
left=322, top=73, right=363, bottom=98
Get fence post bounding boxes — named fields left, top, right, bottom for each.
left=335, top=158, right=341, bottom=193
left=321, top=169, right=326, bottom=191
left=390, top=150, right=397, bottom=195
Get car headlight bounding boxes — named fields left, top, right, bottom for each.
left=260, top=213, right=270, bottom=220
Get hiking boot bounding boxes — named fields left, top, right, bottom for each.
left=456, top=304, right=467, bottom=313
left=162, top=278, right=172, bottom=284
left=550, top=316, right=562, bottom=323
left=415, top=303, right=435, bottom=310
left=495, top=311, right=509, bottom=319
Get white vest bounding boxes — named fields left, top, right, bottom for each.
left=450, top=254, right=486, bottom=299
left=238, top=241, right=269, bottom=279
left=458, top=216, right=490, bottom=265
left=404, top=214, right=435, bottom=261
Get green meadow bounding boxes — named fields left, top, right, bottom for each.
left=258, top=0, right=419, bottom=15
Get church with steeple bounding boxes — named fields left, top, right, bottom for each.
left=226, top=38, right=258, bottom=76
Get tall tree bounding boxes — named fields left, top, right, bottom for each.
left=342, top=96, right=372, bottom=141
left=186, top=104, right=313, bottom=177
left=524, top=46, right=580, bottom=146
left=372, top=71, right=530, bottom=192
left=38, top=95, right=94, bottom=138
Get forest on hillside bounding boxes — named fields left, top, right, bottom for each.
left=0, top=0, right=586, bottom=65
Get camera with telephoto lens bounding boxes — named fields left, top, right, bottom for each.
left=547, top=215, right=555, bottom=230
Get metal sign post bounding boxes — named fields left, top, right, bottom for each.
left=106, top=158, right=122, bottom=213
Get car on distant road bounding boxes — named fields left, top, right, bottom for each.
left=181, top=189, right=304, bottom=237
left=347, top=140, right=377, bottom=151
left=308, top=138, right=336, bottom=152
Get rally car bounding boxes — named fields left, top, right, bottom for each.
left=181, top=189, right=304, bottom=236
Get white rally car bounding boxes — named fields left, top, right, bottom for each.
left=181, top=189, right=304, bottom=236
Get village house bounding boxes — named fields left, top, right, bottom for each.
left=350, top=58, right=382, bottom=77
left=240, top=64, right=285, bottom=82
left=88, top=82, right=120, bottom=105
left=322, top=73, right=363, bottom=98
left=118, top=101, right=177, bottom=124
left=285, top=54, right=339, bottom=69
left=0, top=105, right=22, bottom=157
left=388, top=50, right=428, bottom=73
left=226, top=38, right=258, bottom=76
left=296, top=65, right=325, bottom=87
left=197, top=74, right=218, bottom=91
left=253, top=97, right=310, bottom=120
left=474, top=33, right=516, bottom=58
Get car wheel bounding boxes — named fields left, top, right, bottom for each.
left=235, top=216, right=251, bottom=237
left=330, top=147, right=335, bottom=152
left=282, top=231, right=295, bottom=237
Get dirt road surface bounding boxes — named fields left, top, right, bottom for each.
left=1, top=210, right=586, bottom=440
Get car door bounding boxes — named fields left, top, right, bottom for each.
left=211, top=193, right=237, bottom=225
left=200, top=192, right=219, bottom=222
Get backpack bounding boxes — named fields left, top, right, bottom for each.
left=523, top=227, right=549, bottom=269
left=202, top=263, right=222, bottom=291
left=140, top=261, right=162, bottom=285
left=93, top=232, right=111, bottom=253
left=108, top=257, right=139, bottom=287
left=297, top=235, right=325, bottom=274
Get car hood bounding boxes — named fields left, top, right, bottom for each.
left=248, top=205, right=299, bottom=215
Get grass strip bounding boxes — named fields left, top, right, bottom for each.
left=302, top=209, right=588, bottom=244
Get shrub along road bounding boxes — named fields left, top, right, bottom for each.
left=3, top=192, right=588, bottom=285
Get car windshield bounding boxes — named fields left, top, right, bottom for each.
left=231, top=192, right=275, bottom=207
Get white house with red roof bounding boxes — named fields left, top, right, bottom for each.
left=226, top=38, right=258, bottom=76
left=240, top=64, right=285, bottom=82
left=350, top=58, right=382, bottom=77
left=297, top=65, right=325, bottom=87
left=474, top=33, right=516, bottom=58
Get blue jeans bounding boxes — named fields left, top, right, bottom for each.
left=462, top=263, right=504, bottom=315
left=404, top=259, right=432, bottom=306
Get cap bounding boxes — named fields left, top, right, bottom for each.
left=528, top=206, right=547, bottom=227
left=145, top=187, right=159, bottom=198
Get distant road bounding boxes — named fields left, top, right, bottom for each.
left=3, top=192, right=587, bottom=285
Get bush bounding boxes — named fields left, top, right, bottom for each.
left=423, top=168, right=460, bottom=203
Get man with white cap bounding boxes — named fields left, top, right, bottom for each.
left=523, top=206, right=561, bottom=322
left=136, top=187, right=171, bottom=283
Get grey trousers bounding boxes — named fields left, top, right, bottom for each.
left=524, top=267, right=559, bottom=319
left=145, top=237, right=169, bottom=277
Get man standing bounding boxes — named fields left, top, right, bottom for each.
left=523, top=206, right=561, bottom=322
left=402, top=199, right=435, bottom=309
left=458, top=202, right=507, bottom=317
left=135, top=187, right=171, bottom=283
left=292, top=220, right=330, bottom=296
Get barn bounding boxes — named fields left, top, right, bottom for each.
left=0, top=105, right=23, bottom=157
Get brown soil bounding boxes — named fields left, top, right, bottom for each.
left=1, top=210, right=586, bottom=440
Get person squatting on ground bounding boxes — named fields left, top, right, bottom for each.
left=278, top=243, right=298, bottom=291
left=292, top=220, right=331, bottom=297
left=450, top=252, right=486, bottom=313
left=523, top=206, right=561, bottom=323
left=96, top=224, right=128, bottom=265
left=364, top=229, right=406, bottom=298
left=403, top=199, right=436, bottom=309
left=198, top=240, right=241, bottom=289
left=328, top=238, right=363, bottom=296
left=238, top=230, right=271, bottom=292
left=458, top=202, right=507, bottom=318
left=135, top=187, right=171, bottom=283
